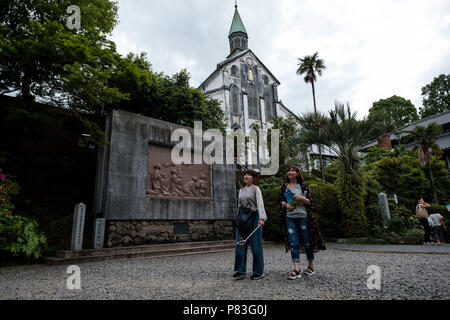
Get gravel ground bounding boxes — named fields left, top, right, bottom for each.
left=0, top=244, right=449, bottom=300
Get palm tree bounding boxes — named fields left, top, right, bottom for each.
left=298, top=102, right=373, bottom=236
left=297, top=52, right=326, bottom=181
left=405, top=122, right=442, bottom=204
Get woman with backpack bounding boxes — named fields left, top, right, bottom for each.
left=279, top=165, right=326, bottom=279
left=232, top=169, right=267, bottom=281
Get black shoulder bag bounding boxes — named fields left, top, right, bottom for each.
left=236, top=203, right=257, bottom=238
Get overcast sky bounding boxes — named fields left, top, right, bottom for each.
left=110, top=0, right=450, bottom=119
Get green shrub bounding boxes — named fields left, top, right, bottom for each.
left=387, top=205, right=417, bottom=233
left=0, top=213, right=47, bottom=261
left=260, top=179, right=285, bottom=242
left=365, top=174, right=383, bottom=236
left=0, top=168, right=20, bottom=215
left=0, top=168, right=47, bottom=262
left=44, top=214, right=74, bottom=252
left=336, top=166, right=368, bottom=237
left=308, top=181, right=343, bottom=238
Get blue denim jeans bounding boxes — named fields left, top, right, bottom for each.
left=234, top=212, right=264, bottom=276
left=286, top=216, right=314, bottom=262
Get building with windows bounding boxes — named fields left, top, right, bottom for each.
left=360, top=110, right=450, bottom=169
left=199, top=4, right=337, bottom=169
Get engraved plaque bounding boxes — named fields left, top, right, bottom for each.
left=146, top=144, right=212, bottom=200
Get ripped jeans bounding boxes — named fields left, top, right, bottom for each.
left=286, top=216, right=314, bottom=262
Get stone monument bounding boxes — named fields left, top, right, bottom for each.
left=71, top=202, right=86, bottom=250
left=378, top=192, right=391, bottom=227
left=93, top=110, right=237, bottom=247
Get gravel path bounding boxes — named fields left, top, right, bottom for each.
left=1, top=244, right=449, bottom=300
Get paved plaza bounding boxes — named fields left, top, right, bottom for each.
left=0, top=243, right=449, bottom=300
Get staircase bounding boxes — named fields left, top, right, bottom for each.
left=43, top=240, right=274, bottom=265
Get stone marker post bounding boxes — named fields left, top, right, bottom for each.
left=71, top=202, right=86, bottom=251
left=378, top=192, right=391, bottom=227
left=93, top=218, right=106, bottom=249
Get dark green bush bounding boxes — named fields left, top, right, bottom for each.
left=260, top=178, right=284, bottom=242
left=0, top=213, right=47, bottom=262
left=0, top=168, right=47, bottom=263
left=259, top=177, right=344, bottom=241
left=308, top=181, right=343, bottom=238
left=44, top=214, right=74, bottom=252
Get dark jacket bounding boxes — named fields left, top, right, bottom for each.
left=278, top=182, right=326, bottom=253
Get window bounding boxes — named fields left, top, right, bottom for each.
left=247, top=85, right=258, bottom=119
left=248, top=69, right=254, bottom=82
left=264, top=96, right=272, bottom=121
left=231, top=65, right=239, bottom=77
left=263, top=75, right=269, bottom=86
left=231, top=86, right=239, bottom=115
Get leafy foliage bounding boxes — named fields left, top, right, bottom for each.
left=368, top=95, right=419, bottom=137
left=296, top=51, right=326, bottom=180
left=0, top=213, right=48, bottom=260
left=0, top=168, right=47, bottom=261
left=1, top=1, right=227, bottom=144
left=405, top=122, right=443, bottom=203
left=269, top=115, right=306, bottom=178
left=299, top=103, right=374, bottom=237
left=419, top=74, right=450, bottom=119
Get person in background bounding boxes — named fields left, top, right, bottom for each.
left=232, top=169, right=267, bottom=281
left=416, top=198, right=432, bottom=245
left=430, top=212, right=445, bottom=245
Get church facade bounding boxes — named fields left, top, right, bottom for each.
left=199, top=5, right=336, bottom=170
left=199, top=5, right=298, bottom=133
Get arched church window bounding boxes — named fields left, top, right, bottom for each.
left=263, top=75, right=269, bottom=86
left=248, top=69, right=254, bottom=82
left=264, top=95, right=272, bottom=121
left=231, top=65, right=239, bottom=77
left=231, top=86, right=240, bottom=115
left=247, top=85, right=258, bottom=119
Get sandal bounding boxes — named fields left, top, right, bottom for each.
left=287, top=269, right=301, bottom=280
left=303, top=266, right=315, bottom=276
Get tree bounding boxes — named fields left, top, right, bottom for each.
left=269, top=115, right=306, bottom=178
left=0, top=1, right=227, bottom=142
left=419, top=74, right=450, bottom=119
left=296, top=52, right=326, bottom=181
left=404, top=122, right=443, bottom=204
left=368, top=95, right=419, bottom=139
left=299, top=103, right=373, bottom=236
left=0, top=0, right=122, bottom=106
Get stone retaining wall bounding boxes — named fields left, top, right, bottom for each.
left=105, top=220, right=235, bottom=247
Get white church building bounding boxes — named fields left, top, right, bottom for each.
left=199, top=4, right=336, bottom=170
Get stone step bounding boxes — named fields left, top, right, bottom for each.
left=43, top=240, right=276, bottom=265
left=53, top=240, right=236, bottom=259
left=44, top=243, right=235, bottom=265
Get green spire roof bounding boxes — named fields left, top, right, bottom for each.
left=228, top=6, right=247, bottom=37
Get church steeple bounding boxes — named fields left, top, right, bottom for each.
left=228, top=2, right=248, bottom=56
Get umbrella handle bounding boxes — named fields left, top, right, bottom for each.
left=244, top=225, right=261, bottom=242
